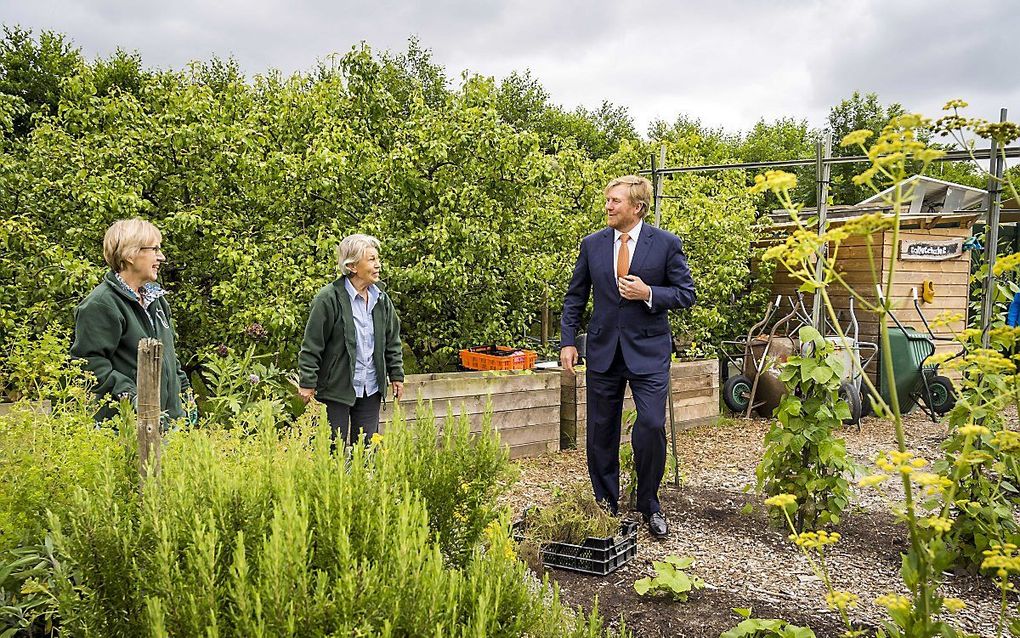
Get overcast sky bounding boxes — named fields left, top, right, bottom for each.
left=2, top=0, right=1018, bottom=136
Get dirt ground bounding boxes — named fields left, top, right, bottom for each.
left=505, top=412, right=1009, bottom=638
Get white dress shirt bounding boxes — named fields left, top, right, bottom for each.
left=613, top=220, right=653, bottom=308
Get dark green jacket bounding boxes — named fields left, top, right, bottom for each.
left=70, top=271, right=189, bottom=421
left=298, top=278, right=404, bottom=405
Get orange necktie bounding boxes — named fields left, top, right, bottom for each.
left=617, top=232, right=630, bottom=278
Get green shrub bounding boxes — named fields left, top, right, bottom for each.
left=0, top=399, right=126, bottom=555
left=756, top=326, right=854, bottom=530
left=5, top=404, right=620, bottom=637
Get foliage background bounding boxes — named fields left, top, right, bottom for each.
left=1, top=27, right=980, bottom=378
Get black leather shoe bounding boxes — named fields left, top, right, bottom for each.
left=644, top=511, right=669, bottom=538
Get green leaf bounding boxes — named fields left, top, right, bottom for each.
left=634, top=577, right=651, bottom=595
left=665, top=555, right=695, bottom=569
left=833, top=401, right=851, bottom=421
left=811, top=366, right=833, bottom=383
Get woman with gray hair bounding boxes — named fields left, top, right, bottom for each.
left=70, top=218, right=193, bottom=423
left=297, top=233, right=405, bottom=448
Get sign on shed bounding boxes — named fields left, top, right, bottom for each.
left=899, top=238, right=964, bottom=261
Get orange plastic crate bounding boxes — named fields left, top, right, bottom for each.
left=459, top=346, right=538, bottom=371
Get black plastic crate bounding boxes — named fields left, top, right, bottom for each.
left=513, top=520, right=639, bottom=576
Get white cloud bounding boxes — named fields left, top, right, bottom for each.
left=2, top=0, right=1017, bottom=135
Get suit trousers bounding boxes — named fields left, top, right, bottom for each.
left=322, top=392, right=382, bottom=449
left=586, top=343, right=668, bottom=516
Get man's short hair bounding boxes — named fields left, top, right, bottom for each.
left=337, top=233, right=381, bottom=276
left=103, top=218, right=162, bottom=272
left=605, top=175, right=653, bottom=217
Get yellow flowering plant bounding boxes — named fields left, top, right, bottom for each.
left=754, top=109, right=1020, bottom=638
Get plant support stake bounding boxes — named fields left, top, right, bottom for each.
left=137, top=338, right=163, bottom=480
left=980, top=108, right=1008, bottom=348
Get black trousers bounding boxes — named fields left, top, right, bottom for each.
left=585, top=344, right=669, bottom=517
left=322, top=393, right=382, bottom=448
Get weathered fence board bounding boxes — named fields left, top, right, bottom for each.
left=380, top=369, right=561, bottom=459
left=561, top=359, right=720, bottom=450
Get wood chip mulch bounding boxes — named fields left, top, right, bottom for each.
left=502, top=412, right=1010, bottom=638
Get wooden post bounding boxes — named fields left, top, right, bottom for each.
left=136, top=338, right=163, bottom=480
left=541, top=286, right=550, bottom=348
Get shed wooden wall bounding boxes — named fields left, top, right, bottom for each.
left=769, top=227, right=970, bottom=379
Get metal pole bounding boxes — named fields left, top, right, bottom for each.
left=639, top=146, right=1020, bottom=176
left=980, top=108, right=1008, bottom=348
left=811, top=133, right=833, bottom=331
left=652, top=144, right=680, bottom=486
left=653, top=144, right=666, bottom=227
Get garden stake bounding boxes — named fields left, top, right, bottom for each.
left=667, top=371, right=679, bottom=487
left=136, top=337, right=163, bottom=482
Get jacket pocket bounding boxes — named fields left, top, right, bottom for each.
left=641, top=325, right=670, bottom=337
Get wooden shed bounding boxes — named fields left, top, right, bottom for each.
left=766, top=176, right=985, bottom=381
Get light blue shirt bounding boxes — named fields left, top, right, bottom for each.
left=345, top=278, right=380, bottom=398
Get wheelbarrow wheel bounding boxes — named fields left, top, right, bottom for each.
left=838, top=381, right=862, bottom=427
left=928, top=375, right=956, bottom=415
left=723, top=374, right=753, bottom=414
left=859, top=386, right=877, bottom=418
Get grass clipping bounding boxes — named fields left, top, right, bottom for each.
left=517, top=481, right=621, bottom=570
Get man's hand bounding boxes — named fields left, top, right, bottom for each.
left=298, top=387, right=316, bottom=403
left=560, top=346, right=579, bottom=374
left=618, top=275, right=651, bottom=302
left=391, top=380, right=404, bottom=401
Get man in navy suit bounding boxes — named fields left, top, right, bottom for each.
left=560, top=175, right=696, bottom=538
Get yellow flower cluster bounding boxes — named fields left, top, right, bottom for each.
left=992, top=430, right=1020, bottom=453
left=825, top=590, right=859, bottom=611
left=994, top=253, right=1020, bottom=277
left=858, top=474, right=890, bottom=488
left=875, top=593, right=911, bottom=613
left=957, top=424, right=991, bottom=438
left=764, top=493, right=797, bottom=508
left=961, top=349, right=1015, bottom=375
left=750, top=170, right=798, bottom=195
left=943, top=99, right=969, bottom=110
left=982, top=543, right=1020, bottom=580
left=875, top=450, right=925, bottom=475
left=943, top=598, right=967, bottom=613
left=840, top=212, right=896, bottom=237
left=974, top=120, right=1020, bottom=145
left=762, top=228, right=824, bottom=270
left=929, top=312, right=964, bottom=329
left=912, top=472, right=952, bottom=497
left=840, top=129, right=873, bottom=148
left=921, top=516, right=953, bottom=534
left=789, top=530, right=840, bottom=549
left=370, top=432, right=384, bottom=446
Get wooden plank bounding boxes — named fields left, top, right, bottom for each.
left=381, top=394, right=558, bottom=422
left=382, top=401, right=559, bottom=427
left=509, top=439, right=559, bottom=460
left=399, top=370, right=559, bottom=401
left=497, top=421, right=560, bottom=447
left=382, top=388, right=558, bottom=419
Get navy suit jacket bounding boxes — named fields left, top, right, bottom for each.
left=560, top=224, right=696, bottom=375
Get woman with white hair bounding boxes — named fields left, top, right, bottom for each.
left=70, top=218, right=192, bottom=422
left=297, top=233, right=405, bottom=447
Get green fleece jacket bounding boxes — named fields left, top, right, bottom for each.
left=70, top=271, right=189, bottom=421
left=298, top=278, right=404, bottom=405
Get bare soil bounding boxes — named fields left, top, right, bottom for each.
left=505, top=412, right=1009, bottom=638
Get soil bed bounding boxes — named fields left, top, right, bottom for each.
left=506, top=411, right=1008, bottom=638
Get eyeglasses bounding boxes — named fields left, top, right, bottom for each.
left=140, top=246, right=165, bottom=255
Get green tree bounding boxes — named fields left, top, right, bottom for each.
left=827, top=91, right=906, bottom=204
left=0, top=26, right=83, bottom=136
